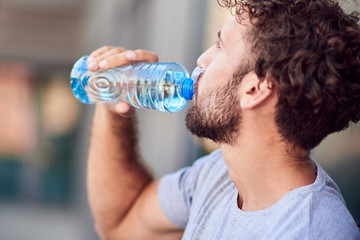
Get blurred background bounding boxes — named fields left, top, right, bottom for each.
left=0, top=0, right=358, bottom=239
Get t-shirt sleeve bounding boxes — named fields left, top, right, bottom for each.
left=158, top=154, right=211, bottom=229
left=310, top=191, right=360, bottom=239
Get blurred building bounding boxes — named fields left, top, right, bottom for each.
left=0, top=0, right=359, bottom=240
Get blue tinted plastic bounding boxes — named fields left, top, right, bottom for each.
left=70, top=56, right=196, bottom=113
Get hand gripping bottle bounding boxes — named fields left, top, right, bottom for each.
left=70, top=56, right=204, bottom=113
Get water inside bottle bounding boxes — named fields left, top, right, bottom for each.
left=71, top=58, right=192, bottom=112
left=71, top=71, right=90, bottom=104
left=72, top=69, right=188, bottom=112
left=126, top=70, right=188, bottom=112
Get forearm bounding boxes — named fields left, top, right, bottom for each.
left=87, top=104, right=153, bottom=234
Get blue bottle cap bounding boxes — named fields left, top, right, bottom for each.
left=182, top=78, right=194, bottom=100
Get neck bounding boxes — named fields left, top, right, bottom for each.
left=221, top=133, right=316, bottom=212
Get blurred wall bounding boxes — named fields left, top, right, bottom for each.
left=0, top=0, right=208, bottom=239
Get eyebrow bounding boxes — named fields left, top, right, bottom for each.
left=218, top=30, right=224, bottom=46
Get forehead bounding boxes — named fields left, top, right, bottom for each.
left=222, top=16, right=250, bottom=41
left=221, top=16, right=251, bottom=51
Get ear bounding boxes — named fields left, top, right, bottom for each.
left=240, top=78, right=273, bottom=109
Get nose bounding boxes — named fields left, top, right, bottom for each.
left=196, top=45, right=217, bottom=69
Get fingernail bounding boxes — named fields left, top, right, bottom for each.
left=88, top=61, right=97, bottom=69
left=99, top=60, right=108, bottom=69
left=126, top=52, right=136, bottom=60
left=87, top=56, right=94, bottom=62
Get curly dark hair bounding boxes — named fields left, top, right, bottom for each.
left=219, top=0, right=360, bottom=150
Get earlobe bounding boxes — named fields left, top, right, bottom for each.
left=240, top=79, right=273, bottom=109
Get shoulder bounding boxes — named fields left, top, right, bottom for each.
left=275, top=161, right=360, bottom=239
left=306, top=164, right=360, bottom=239
left=157, top=149, right=228, bottom=229
left=308, top=191, right=360, bottom=239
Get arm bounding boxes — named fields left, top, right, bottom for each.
left=86, top=46, right=184, bottom=240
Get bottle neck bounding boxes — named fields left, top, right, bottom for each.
left=181, top=78, right=194, bottom=100
left=182, top=66, right=204, bottom=100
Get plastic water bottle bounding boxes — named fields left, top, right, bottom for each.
left=70, top=56, right=204, bottom=113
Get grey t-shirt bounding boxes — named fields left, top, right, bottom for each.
left=158, top=149, right=360, bottom=239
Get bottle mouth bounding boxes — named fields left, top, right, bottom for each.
left=191, top=66, right=205, bottom=82
left=182, top=67, right=205, bottom=101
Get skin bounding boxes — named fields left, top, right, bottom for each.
left=87, top=16, right=316, bottom=240
left=87, top=48, right=183, bottom=240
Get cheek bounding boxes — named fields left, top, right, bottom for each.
left=198, top=60, right=231, bottom=91
left=197, top=71, right=214, bottom=97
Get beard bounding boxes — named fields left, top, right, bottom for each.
left=185, top=75, right=242, bottom=145
left=185, top=63, right=251, bottom=145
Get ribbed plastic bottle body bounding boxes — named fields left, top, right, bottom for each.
left=71, top=56, right=191, bottom=113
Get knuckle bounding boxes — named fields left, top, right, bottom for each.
left=135, top=49, right=144, bottom=57
left=124, top=49, right=134, bottom=57
left=103, top=46, right=112, bottom=50
left=147, top=51, right=158, bottom=62
left=111, top=54, right=122, bottom=61
left=113, top=48, right=123, bottom=54
left=90, top=50, right=101, bottom=57
left=108, top=54, right=127, bottom=67
left=152, top=53, right=159, bottom=62
left=94, top=55, right=104, bottom=61
left=99, top=46, right=111, bottom=52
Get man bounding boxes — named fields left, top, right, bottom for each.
left=86, top=0, right=360, bottom=239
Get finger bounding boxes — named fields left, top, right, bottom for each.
left=93, top=47, right=126, bottom=64
left=88, top=47, right=127, bottom=71
left=97, top=50, right=136, bottom=70
left=88, top=48, right=159, bottom=71
left=98, top=49, right=158, bottom=71
left=130, top=49, right=159, bottom=63
left=88, top=46, right=124, bottom=63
